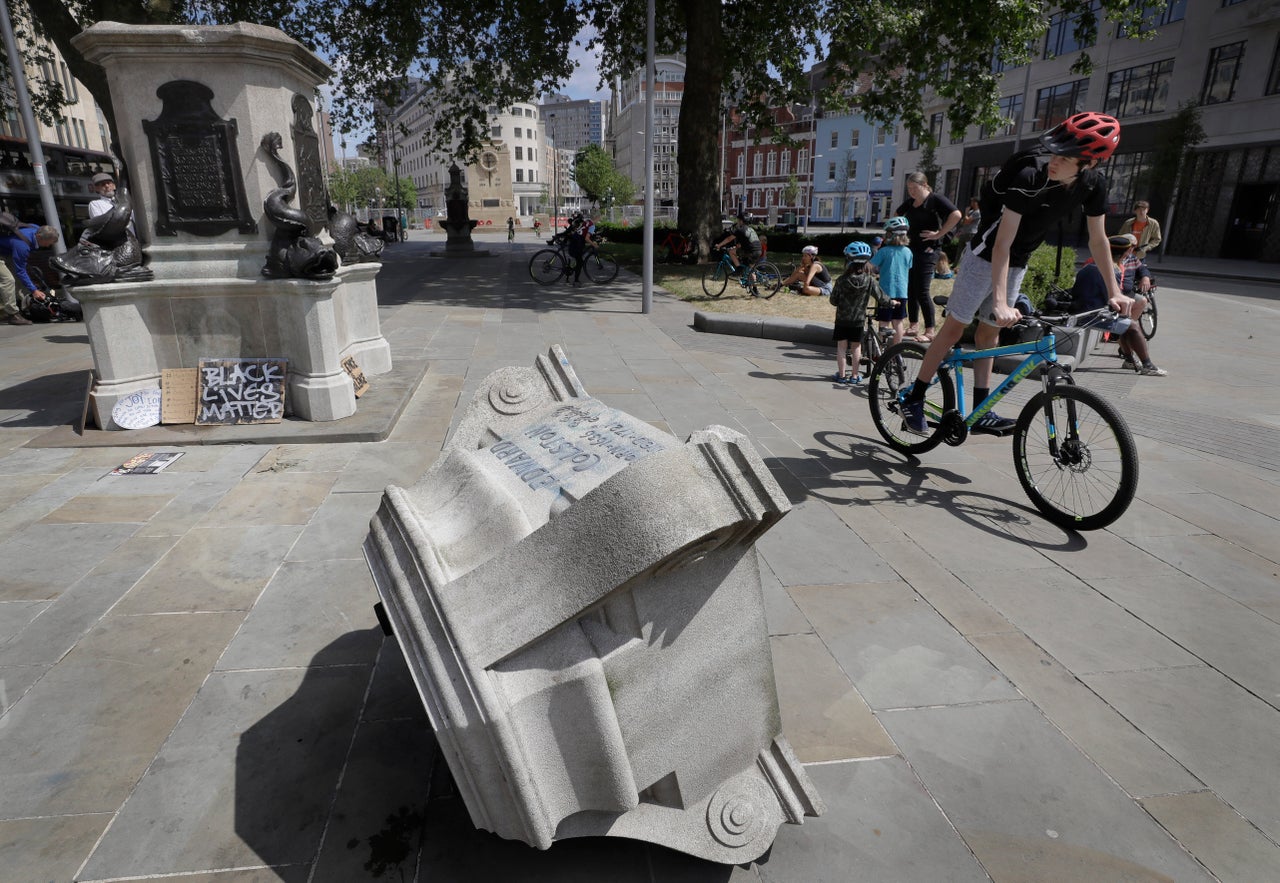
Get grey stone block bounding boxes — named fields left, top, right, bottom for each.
left=694, top=310, right=764, bottom=338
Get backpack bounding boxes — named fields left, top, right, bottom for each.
left=0, top=212, right=33, bottom=246
left=978, top=148, right=1041, bottom=230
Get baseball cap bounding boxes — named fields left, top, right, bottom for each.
left=92, top=172, right=115, bottom=185
left=1108, top=233, right=1137, bottom=250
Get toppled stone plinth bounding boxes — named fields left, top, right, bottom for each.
left=363, top=345, right=823, bottom=864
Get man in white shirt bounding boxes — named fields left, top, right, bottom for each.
left=88, top=172, right=116, bottom=219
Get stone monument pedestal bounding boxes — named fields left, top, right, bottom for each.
left=364, top=346, right=823, bottom=863
left=71, top=22, right=392, bottom=428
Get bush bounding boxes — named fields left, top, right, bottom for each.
left=1021, top=243, right=1078, bottom=309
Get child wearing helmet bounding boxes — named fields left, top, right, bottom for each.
left=869, top=217, right=912, bottom=347
left=826, top=241, right=885, bottom=386
left=779, top=245, right=833, bottom=297
left=899, top=112, right=1134, bottom=436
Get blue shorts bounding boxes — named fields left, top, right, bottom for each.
left=815, top=281, right=833, bottom=298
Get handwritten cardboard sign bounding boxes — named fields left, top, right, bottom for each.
left=341, top=355, right=368, bottom=398
left=161, top=368, right=199, bottom=424
left=196, top=357, right=288, bottom=425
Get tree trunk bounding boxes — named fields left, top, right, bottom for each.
left=676, top=0, right=725, bottom=260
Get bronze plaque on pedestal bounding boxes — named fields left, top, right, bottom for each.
left=290, top=94, right=328, bottom=235
left=143, top=80, right=257, bottom=236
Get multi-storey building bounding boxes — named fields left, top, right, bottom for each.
left=722, top=105, right=812, bottom=224
left=540, top=95, right=606, bottom=152
left=609, top=56, right=684, bottom=210
left=810, top=111, right=898, bottom=229
left=896, top=0, right=1280, bottom=260
left=382, top=80, right=551, bottom=223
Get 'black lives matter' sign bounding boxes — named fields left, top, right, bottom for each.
left=196, top=357, right=288, bottom=425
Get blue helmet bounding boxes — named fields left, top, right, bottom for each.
left=844, top=241, right=872, bottom=260
left=885, top=216, right=910, bottom=234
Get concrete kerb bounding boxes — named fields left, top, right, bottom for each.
left=694, top=311, right=833, bottom=347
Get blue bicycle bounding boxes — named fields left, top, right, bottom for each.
left=867, top=308, right=1138, bottom=530
left=701, top=247, right=783, bottom=298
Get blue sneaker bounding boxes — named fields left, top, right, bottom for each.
left=973, top=412, right=1016, bottom=435
left=901, top=398, right=927, bottom=435
left=846, top=374, right=862, bottom=386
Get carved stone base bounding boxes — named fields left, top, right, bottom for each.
left=363, top=346, right=823, bottom=863
left=76, top=263, right=390, bottom=429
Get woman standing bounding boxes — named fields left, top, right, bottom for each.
left=895, top=172, right=961, bottom=341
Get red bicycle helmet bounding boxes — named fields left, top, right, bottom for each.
left=1040, top=112, right=1121, bottom=162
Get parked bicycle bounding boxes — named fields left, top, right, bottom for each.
left=701, top=247, right=783, bottom=298
left=856, top=300, right=898, bottom=377
left=867, top=307, right=1139, bottom=531
left=659, top=230, right=696, bottom=264
left=528, top=233, right=619, bottom=285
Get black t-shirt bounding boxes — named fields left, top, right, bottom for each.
left=894, top=192, right=960, bottom=252
left=971, top=163, right=1107, bottom=267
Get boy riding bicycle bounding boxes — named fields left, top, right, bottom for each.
left=901, top=112, right=1134, bottom=436
left=714, top=213, right=764, bottom=295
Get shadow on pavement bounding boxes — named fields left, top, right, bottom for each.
left=0, top=368, right=91, bottom=428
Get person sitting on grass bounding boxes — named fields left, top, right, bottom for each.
left=780, top=245, right=833, bottom=297
left=1071, top=234, right=1167, bottom=376
left=827, top=240, right=886, bottom=386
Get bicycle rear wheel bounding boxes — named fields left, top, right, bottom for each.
left=702, top=265, right=729, bottom=297
left=868, top=342, right=954, bottom=455
left=755, top=261, right=784, bottom=298
left=585, top=252, right=619, bottom=283
left=530, top=249, right=567, bottom=285
left=1013, top=385, right=1138, bottom=531
left=1139, top=292, right=1157, bottom=339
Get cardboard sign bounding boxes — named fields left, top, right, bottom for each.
left=341, top=355, right=368, bottom=398
left=112, top=451, right=185, bottom=475
left=161, top=368, right=199, bottom=424
left=196, top=357, right=288, bottom=425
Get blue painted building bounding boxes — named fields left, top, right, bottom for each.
left=810, top=113, right=898, bottom=228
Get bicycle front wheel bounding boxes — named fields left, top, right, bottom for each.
left=702, top=265, right=729, bottom=297
left=530, top=249, right=567, bottom=285
left=584, top=252, right=619, bottom=283
left=755, top=261, right=784, bottom=298
left=1139, top=293, right=1157, bottom=339
left=868, top=342, right=954, bottom=455
left=1013, top=385, right=1138, bottom=531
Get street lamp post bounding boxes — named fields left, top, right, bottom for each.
left=549, top=113, right=558, bottom=228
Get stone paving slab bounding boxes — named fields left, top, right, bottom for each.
left=879, top=700, right=1214, bottom=881
left=1, top=246, right=1278, bottom=880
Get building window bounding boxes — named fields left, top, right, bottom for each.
left=830, top=131, right=839, bottom=148
left=929, top=113, right=944, bottom=145
left=780, top=149, right=790, bottom=173
left=827, top=161, right=836, bottom=182
left=1044, top=1, right=1100, bottom=59
left=514, top=127, right=522, bottom=138
left=799, top=148, right=808, bottom=175
left=1202, top=42, right=1246, bottom=105
left=908, top=130, right=920, bottom=151
left=876, top=126, right=886, bottom=145
left=753, top=153, right=763, bottom=177
left=890, top=158, right=896, bottom=179
left=1033, top=79, right=1089, bottom=131
left=1106, top=59, right=1174, bottom=117
left=1269, top=38, right=1280, bottom=95
left=766, top=152, right=776, bottom=176
left=817, top=197, right=834, bottom=218
left=1103, top=152, right=1149, bottom=214
left=847, top=159, right=857, bottom=181
left=490, top=126, right=501, bottom=138
left=1121, top=0, right=1187, bottom=36
left=951, top=122, right=965, bottom=145
left=516, top=168, right=524, bottom=182
left=736, top=154, right=745, bottom=178
left=850, top=130, right=860, bottom=147
left=874, top=158, right=884, bottom=178
left=515, top=146, right=523, bottom=160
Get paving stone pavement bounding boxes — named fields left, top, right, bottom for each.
left=0, top=235, right=1277, bottom=882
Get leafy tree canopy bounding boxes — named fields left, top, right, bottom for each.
left=17, top=0, right=1156, bottom=246
left=572, top=144, right=634, bottom=208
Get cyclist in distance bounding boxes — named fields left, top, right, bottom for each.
left=714, top=212, right=764, bottom=295
left=900, top=112, right=1133, bottom=435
